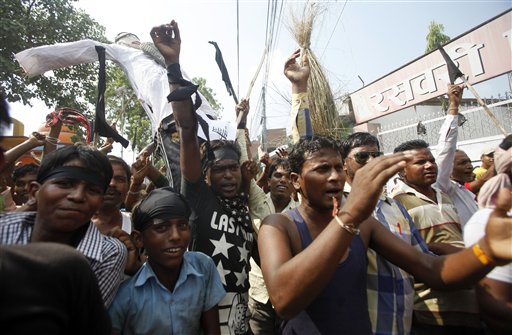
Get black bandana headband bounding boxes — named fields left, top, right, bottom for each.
left=37, top=166, right=107, bottom=191
left=213, top=147, right=239, bottom=163
left=133, top=187, right=191, bottom=232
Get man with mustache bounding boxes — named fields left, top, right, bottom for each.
left=432, top=85, right=479, bottom=226
left=391, top=86, right=483, bottom=334
left=92, top=155, right=132, bottom=235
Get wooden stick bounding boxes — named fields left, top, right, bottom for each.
left=462, top=77, right=508, bottom=136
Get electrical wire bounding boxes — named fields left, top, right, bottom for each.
left=320, top=0, right=349, bottom=60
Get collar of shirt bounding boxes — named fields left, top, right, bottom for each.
left=134, top=253, right=203, bottom=290
left=393, top=179, right=443, bottom=205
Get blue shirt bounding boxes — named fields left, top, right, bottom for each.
left=109, top=251, right=225, bottom=335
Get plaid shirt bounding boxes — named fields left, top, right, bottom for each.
left=0, top=212, right=127, bottom=308
left=345, top=184, right=430, bottom=335
left=368, top=196, right=431, bottom=335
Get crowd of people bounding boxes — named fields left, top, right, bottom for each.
left=0, top=18, right=511, bottom=335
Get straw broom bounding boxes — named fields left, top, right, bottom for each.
left=290, top=4, right=345, bottom=138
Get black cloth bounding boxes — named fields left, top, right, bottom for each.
left=0, top=243, right=111, bottom=335
left=438, top=46, right=464, bottom=84
left=94, top=46, right=129, bottom=147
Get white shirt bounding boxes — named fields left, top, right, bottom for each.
left=434, top=114, right=478, bottom=227
left=464, top=208, right=512, bottom=284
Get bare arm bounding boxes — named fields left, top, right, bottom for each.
left=200, top=306, right=221, bottom=335
left=259, top=153, right=412, bottom=319
left=152, top=20, right=202, bottom=183
left=370, top=188, right=512, bottom=289
left=427, top=241, right=462, bottom=255
left=255, top=153, right=270, bottom=193
left=285, top=49, right=311, bottom=144
left=1, top=132, right=45, bottom=172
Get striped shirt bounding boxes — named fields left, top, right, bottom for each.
left=0, top=212, right=127, bottom=308
left=390, top=180, right=480, bottom=328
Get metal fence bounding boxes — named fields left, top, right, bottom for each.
left=377, top=99, right=512, bottom=153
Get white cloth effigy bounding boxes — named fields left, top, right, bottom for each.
left=15, top=39, right=235, bottom=141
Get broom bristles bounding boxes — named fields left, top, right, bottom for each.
left=290, top=3, right=346, bottom=138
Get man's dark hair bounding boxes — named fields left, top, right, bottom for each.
left=108, top=155, right=131, bottom=181
left=288, top=136, right=341, bottom=174
left=394, top=139, right=430, bottom=153
left=200, top=140, right=241, bottom=174
left=37, top=145, right=113, bottom=191
left=12, top=164, right=39, bottom=182
left=268, top=157, right=290, bottom=179
left=499, top=134, right=512, bottom=151
left=339, top=132, right=380, bottom=159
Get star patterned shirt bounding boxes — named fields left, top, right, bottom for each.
left=182, top=178, right=253, bottom=335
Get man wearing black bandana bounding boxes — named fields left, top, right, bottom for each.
left=0, top=145, right=128, bottom=309
left=152, top=20, right=254, bottom=334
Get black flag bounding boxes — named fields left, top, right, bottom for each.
left=438, top=46, right=464, bottom=85
left=208, top=41, right=238, bottom=104
left=94, top=46, right=129, bottom=148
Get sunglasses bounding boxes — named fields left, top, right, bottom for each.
left=350, top=151, right=383, bottom=165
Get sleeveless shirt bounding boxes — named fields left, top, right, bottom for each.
left=281, top=208, right=372, bottom=335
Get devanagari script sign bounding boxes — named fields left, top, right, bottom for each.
left=350, top=10, right=512, bottom=124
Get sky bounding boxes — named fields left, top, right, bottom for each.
left=8, top=0, right=511, bottom=160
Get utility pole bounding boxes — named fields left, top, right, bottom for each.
left=261, top=85, right=267, bottom=152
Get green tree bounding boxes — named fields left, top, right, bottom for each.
left=425, top=21, right=451, bottom=53
left=1, top=0, right=108, bottom=114
left=104, top=66, right=151, bottom=153
left=425, top=21, right=451, bottom=112
left=192, top=77, right=222, bottom=118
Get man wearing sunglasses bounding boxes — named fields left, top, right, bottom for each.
left=340, top=133, right=431, bottom=335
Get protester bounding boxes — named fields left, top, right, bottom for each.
left=151, top=20, right=254, bottom=334
left=340, top=132, right=431, bottom=335
left=433, top=84, right=480, bottom=226
left=392, top=137, right=483, bottom=334
left=91, top=155, right=142, bottom=275
left=92, top=155, right=132, bottom=234
left=464, top=136, right=512, bottom=335
left=0, top=144, right=127, bottom=307
left=473, top=148, right=495, bottom=182
left=235, top=98, right=299, bottom=334
left=109, top=187, right=225, bottom=334
left=12, top=163, right=38, bottom=206
left=0, top=97, right=111, bottom=334
left=258, top=103, right=512, bottom=334
left=0, top=132, right=46, bottom=212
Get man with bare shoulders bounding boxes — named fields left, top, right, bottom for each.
left=257, top=115, right=512, bottom=334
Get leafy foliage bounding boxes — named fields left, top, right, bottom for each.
left=1, top=0, right=109, bottom=114
left=425, top=21, right=451, bottom=53
left=425, top=21, right=451, bottom=112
